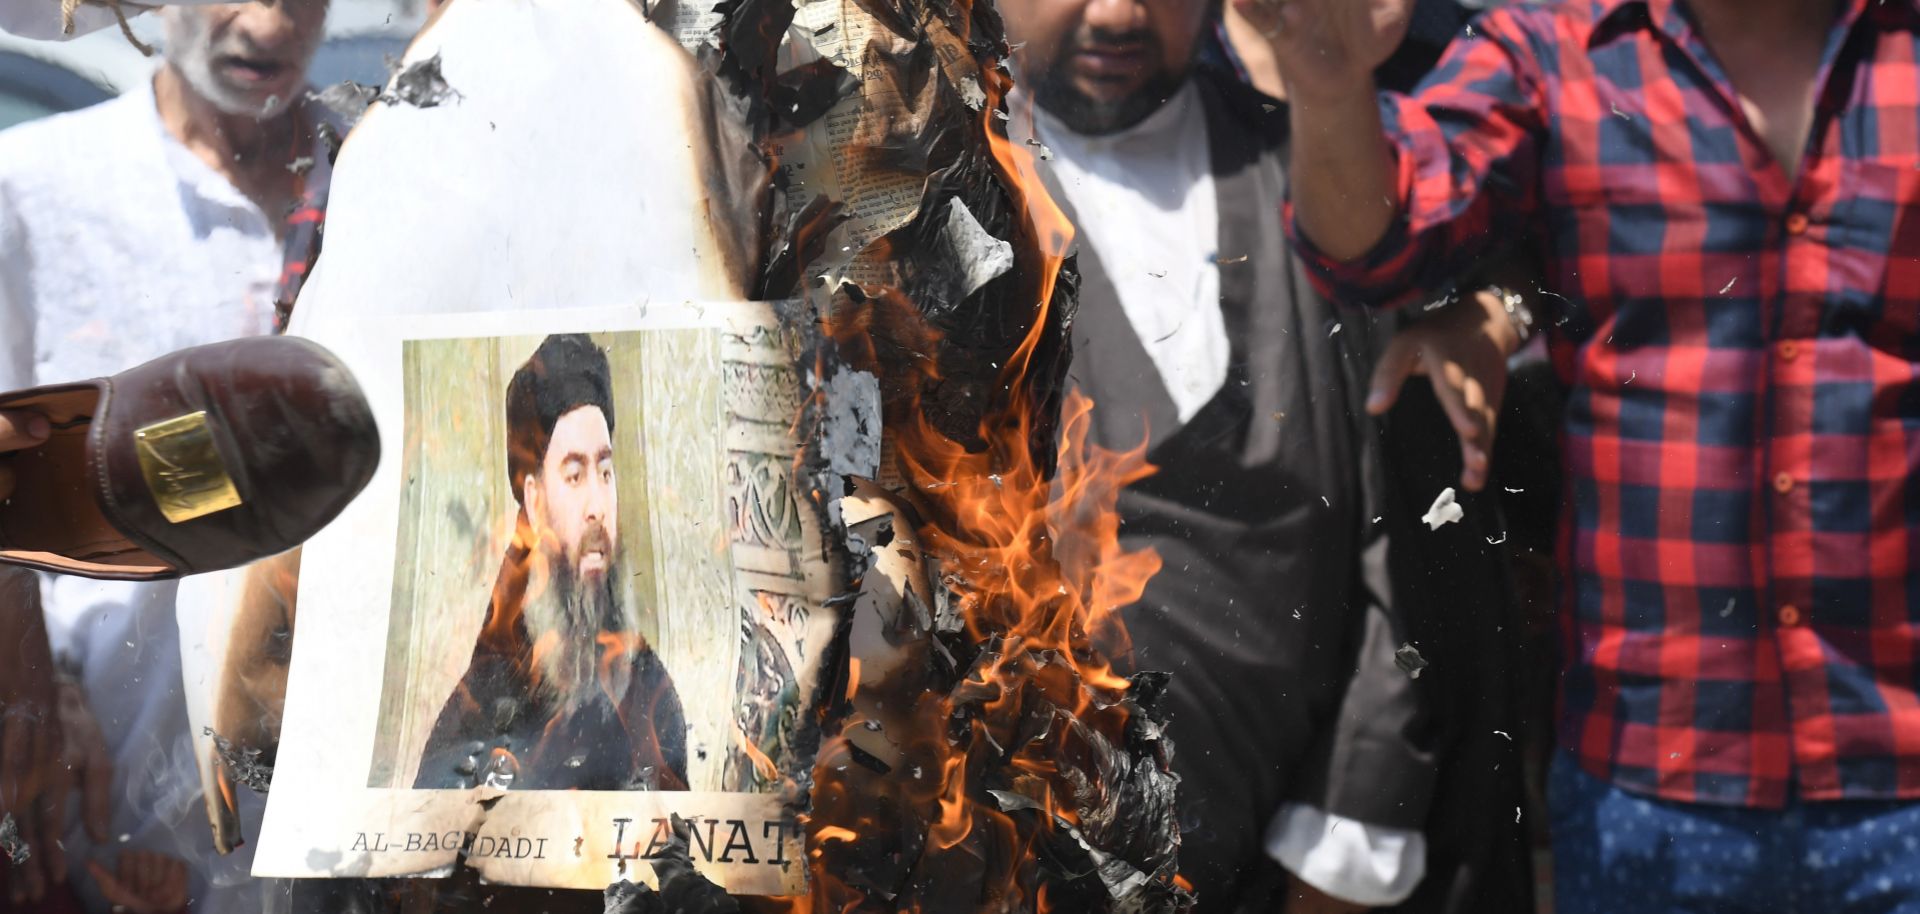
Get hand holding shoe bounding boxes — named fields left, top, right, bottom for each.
left=0, top=337, right=379, bottom=580
left=0, top=409, right=51, bottom=502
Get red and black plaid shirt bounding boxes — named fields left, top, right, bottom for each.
left=1291, top=0, right=1920, bottom=808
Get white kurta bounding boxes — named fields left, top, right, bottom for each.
left=1022, top=81, right=1426, bottom=907
left=0, top=82, right=282, bottom=914
left=1031, top=83, right=1229, bottom=424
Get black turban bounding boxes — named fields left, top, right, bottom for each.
left=505, top=334, right=616, bottom=505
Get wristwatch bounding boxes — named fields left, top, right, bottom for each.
left=1490, top=286, right=1533, bottom=346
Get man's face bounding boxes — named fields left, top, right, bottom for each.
left=162, top=0, right=328, bottom=118
left=1002, top=0, right=1208, bottom=134
left=529, top=406, right=619, bottom=585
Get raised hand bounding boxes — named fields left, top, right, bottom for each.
left=89, top=851, right=190, bottom=914
left=1230, top=0, right=1413, bottom=103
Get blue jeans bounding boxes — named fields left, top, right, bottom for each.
left=1550, top=752, right=1920, bottom=914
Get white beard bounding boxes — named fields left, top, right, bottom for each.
left=162, top=15, right=289, bottom=117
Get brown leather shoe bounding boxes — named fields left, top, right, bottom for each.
left=0, top=337, right=379, bottom=581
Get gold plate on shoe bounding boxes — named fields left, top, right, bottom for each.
left=134, top=411, right=243, bottom=523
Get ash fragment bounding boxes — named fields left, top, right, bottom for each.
left=989, top=788, right=1043, bottom=812
left=491, top=696, right=521, bottom=734
left=930, top=569, right=967, bottom=634
left=823, top=590, right=860, bottom=611
left=847, top=739, right=892, bottom=774
left=1053, top=716, right=1181, bottom=881
left=307, top=80, right=380, bottom=126
left=603, top=880, right=660, bottom=914
left=1, top=813, right=26, bottom=864
left=287, top=156, right=315, bottom=176
left=602, top=815, right=739, bottom=914
left=1394, top=643, right=1430, bottom=679
left=1124, top=670, right=1172, bottom=723
left=821, top=369, right=881, bottom=478
left=1040, top=810, right=1193, bottom=913
left=203, top=727, right=273, bottom=793
left=843, top=516, right=882, bottom=568
left=934, top=197, right=1015, bottom=304
left=316, top=121, right=344, bottom=163
left=382, top=53, right=461, bottom=109
left=902, top=581, right=933, bottom=631
left=957, top=75, right=986, bottom=111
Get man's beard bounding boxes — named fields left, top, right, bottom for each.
left=163, top=14, right=300, bottom=117
left=523, top=532, right=641, bottom=712
left=1031, top=29, right=1187, bottom=136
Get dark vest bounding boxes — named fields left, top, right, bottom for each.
left=1043, top=72, right=1384, bottom=907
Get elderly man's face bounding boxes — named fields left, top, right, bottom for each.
left=1002, top=0, right=1209, bottom=134
left=529, top=406, right=619, bottom=584
left=162, top=0, right=328, bottom=118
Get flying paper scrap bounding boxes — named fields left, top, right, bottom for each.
left=1422, top=487, right=1464, bottom=531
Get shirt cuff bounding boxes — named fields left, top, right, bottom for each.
left=1283, top=197, right=1424, bottom=310
left=1265, top=802, right=1427, bottom=907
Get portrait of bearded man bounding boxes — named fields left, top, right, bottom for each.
left=414, top=334, right=688, bottom=792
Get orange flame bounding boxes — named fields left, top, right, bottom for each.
left=734, top=720, right=783, bottom=782
left=765, top=31, right=1173, bottom=913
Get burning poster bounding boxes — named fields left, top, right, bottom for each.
left=156, top=0, right=1188, bottom=905
left=240, top=303, right=854, bottom=895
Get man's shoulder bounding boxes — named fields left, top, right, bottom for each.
left=0, top=91, right=153, bottom=186
left=1471, top=0, right=1610, bottom=27
left=1466, top=1, right=1619, bottom=55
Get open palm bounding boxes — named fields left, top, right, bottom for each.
left=1232, top=0, right=1413, bottom=102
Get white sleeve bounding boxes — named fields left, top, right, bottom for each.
left=0, top=0, right=158, bottom=40
left=1265, top=802, right=1427, bottom=908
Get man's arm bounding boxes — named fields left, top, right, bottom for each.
left=1288, top=90, right=1401, bottom=263
left=1265, top=301, right=1453, bottom=913
left=1272, top=556, right=1435, bottom=912
left=1243, top=0, right=1550, bottom=489
left=1232, top=0, right=1408, bottom=261
left=1268, top=614, right=1430, bottom=914
left=1244, top=0, right=1549, bottom=303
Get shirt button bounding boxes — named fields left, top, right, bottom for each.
left=1777, top=340, right=1799, bottom=361
left=1778, top=604, right=1803, bottom=626
left=1785, top=212, right=1811, bottom=235
left=1773, top=472, right=1796, bottom=494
